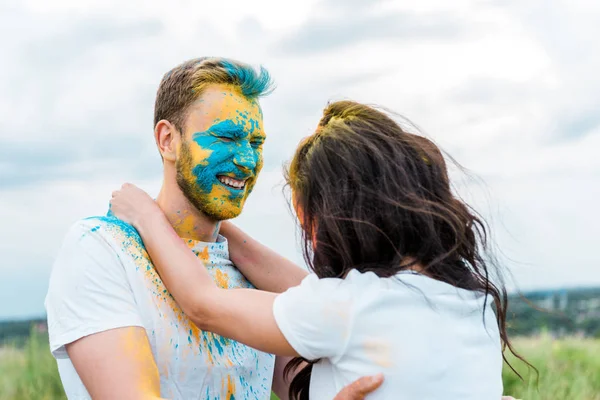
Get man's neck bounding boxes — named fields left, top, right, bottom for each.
left=156, top=182, right=221, bottom=243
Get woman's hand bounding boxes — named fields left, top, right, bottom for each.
left=333, top=374, right=384, bottom=399
left=110, top=183, right=162, bottom=229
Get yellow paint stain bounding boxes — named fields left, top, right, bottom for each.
left=207, top=183, right=241, bottom=219
left=225, top=375, right=236, bottom=399
left=188, top=146, right=213, bottom=165
left=215, top=269, right=229, bottom=289
left=199, top=246, right=210, bottom=263
left=363, top=338, right=393, bottom=368
left=174, top=215, right=196, bottom=237
left=99, top=220, right=251, bottom=378
left=178, top=85, right=266, bottom=221
left=205, top=343, right=214, bottom=364
left=190, top=84, right=265, bottom=136
left=117, top=328, right=161, bottom=397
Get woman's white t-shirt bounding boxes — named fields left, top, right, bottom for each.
left=273, top=270, right=503, bottom=400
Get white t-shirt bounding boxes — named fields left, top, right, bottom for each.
left=45, top=216, right=275, bottom=400
left=273, top=269, right=503, bottom=400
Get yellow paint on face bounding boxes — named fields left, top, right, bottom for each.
left=176, top=84, right=266, bottom=220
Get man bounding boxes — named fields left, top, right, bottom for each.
left=45, top=57, right=380, bottom=399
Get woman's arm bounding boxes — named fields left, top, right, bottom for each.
left=110, top=184, right=299, bottom=357
left=220, top=221, right=308, bottom=293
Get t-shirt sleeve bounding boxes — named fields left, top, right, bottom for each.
left=272, top=274, right=354, bottom=362
left=45, top=221, right=144, bottom=358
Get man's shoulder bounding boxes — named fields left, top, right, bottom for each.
left=61, top=216, right=144, bottom=257
left=50, top=216, right=150, bottom=286
left=68, top=216, right=140, bottom=242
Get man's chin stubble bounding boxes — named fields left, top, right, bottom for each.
left=178, top=183, right=242, bottom=222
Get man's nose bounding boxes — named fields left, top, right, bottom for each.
left=232, top=145, right=257, bottom=174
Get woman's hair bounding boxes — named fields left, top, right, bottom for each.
left=283, top=100, right=528, bottom=400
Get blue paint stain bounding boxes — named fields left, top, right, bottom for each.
left=220, top=61, right=274, bottom=99
left=84, top=214, right=144, bottom=249
left=213, top=336, right=226, bottom=356
left=209, top=119, right=245, bottom=140
left=239, top=376, right=248, bottom=388
left=213, top=222, right=221, bottom=239
left=190, top=118, right=262, bottom=198
left=219, top=335, right=229, bottom=348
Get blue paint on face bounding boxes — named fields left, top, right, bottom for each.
left=190, top=118, right=263, bottom=200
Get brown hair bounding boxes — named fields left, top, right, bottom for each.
left=283, top=100, right=531, bottom=399
left=154, top=57, right=274, bottom=133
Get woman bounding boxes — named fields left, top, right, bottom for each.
left=111, top=101, right=524, bottom=399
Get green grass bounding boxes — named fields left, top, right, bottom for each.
left=503, top=335, right=600, bottom=400
left=1, top=332, right=599, bottom=399
left=0, top=331, right=65, bottom=400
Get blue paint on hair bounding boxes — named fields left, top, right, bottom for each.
left=220, top=61, right=274, bottom=98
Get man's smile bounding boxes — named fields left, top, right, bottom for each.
left=216, top=174, right=249, bottom=190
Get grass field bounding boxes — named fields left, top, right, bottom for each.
left=1, top=332, right=599, bottom=400
left=502, top=335, right=600, bottom=400
left=0, top=332, right=65, bottom=400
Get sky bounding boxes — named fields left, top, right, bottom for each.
left=1, top=0, right=599, bottom=319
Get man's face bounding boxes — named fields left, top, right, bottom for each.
left=175, top=84, right=265, bottom=220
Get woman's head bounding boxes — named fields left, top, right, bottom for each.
left=284, top=100, right=526, bottom=400
left=286, top=100, right=476, bottom=284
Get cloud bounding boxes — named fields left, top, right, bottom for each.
left=273, top=11, right=467, bottom=55
left=236, top=16, right=265, bottom=40
left=0, top=11, right=170, bottom=190
left=19, top=17, right=163, bottom=66
left=499, top=0, right=600, bottom=144
left=2, top=0, right=600, bottom=319
left=320, top=0, right=391, bottom=12
left=553, top=110, right=600, bottom=143
left=3, top=268, right=51, bottom=319
left=0, top=136, right=159, bottom=190
left=449, top=77, right=538, bottom=106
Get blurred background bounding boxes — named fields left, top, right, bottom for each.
left=1, top=0, right=599, bottom=399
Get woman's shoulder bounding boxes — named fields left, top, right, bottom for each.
left=297, top=269, right=383, bottom=292
left=296, top=269, right=493, bottom=307
left=298, top=269, right=437, bottom=294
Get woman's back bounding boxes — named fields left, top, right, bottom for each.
left=273, top=270, right=503, bottom=399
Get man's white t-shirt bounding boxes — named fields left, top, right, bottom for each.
left=45, top=216, right=275, bottom=400
left=273, top=269, right=503, bottom=400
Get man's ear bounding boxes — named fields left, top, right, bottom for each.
left=155, top=120, right=179, bottom=162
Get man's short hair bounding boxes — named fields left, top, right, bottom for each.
left=154, top=57, right=274, bottom=133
